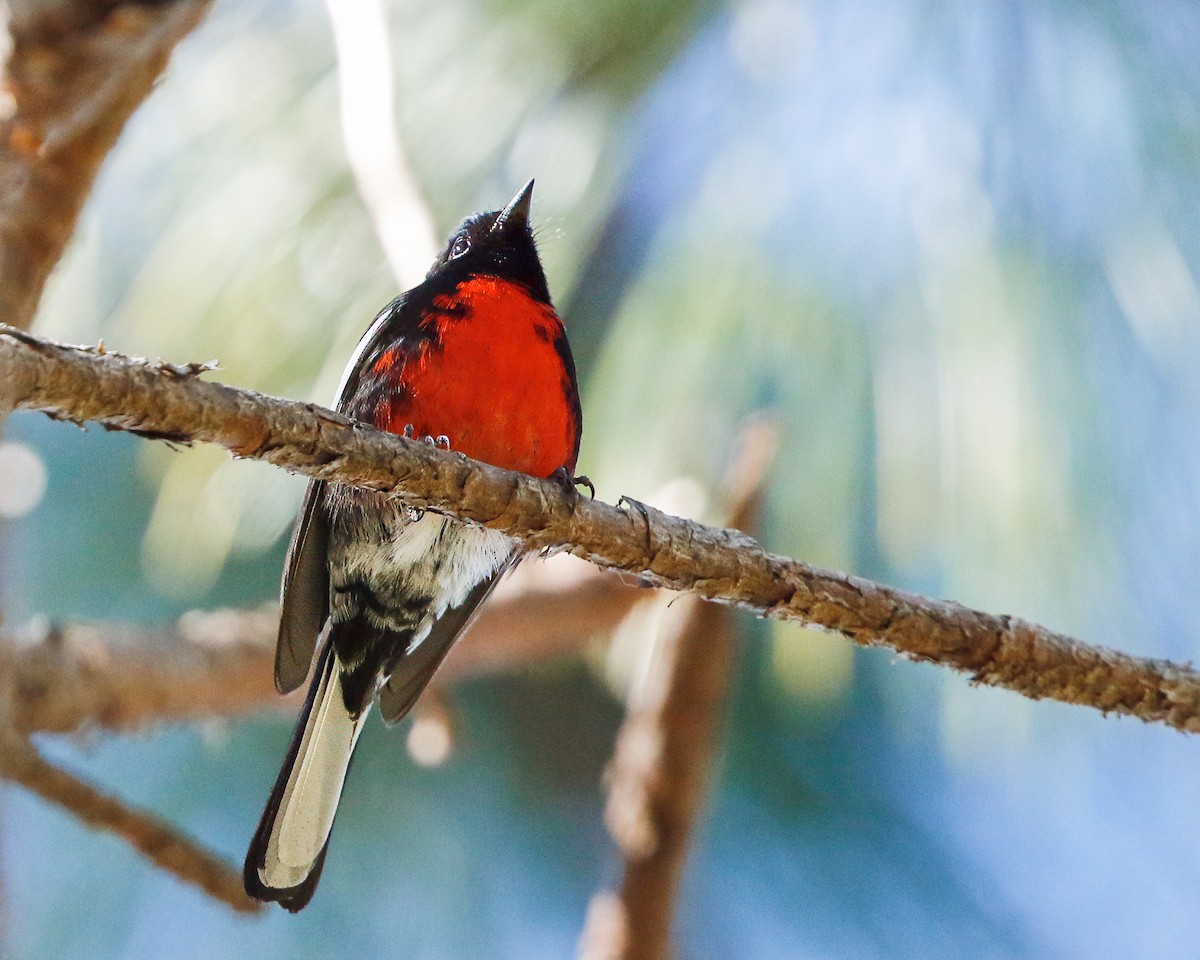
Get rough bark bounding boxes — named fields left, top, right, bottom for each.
left=4, top=324, right=1200, bottom=734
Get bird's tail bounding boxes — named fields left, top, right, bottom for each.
left=244, top=639, right=367, bottom=911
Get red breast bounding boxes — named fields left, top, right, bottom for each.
left=371, top=276, right=579, bottom=478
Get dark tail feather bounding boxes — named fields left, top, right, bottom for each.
left=244, top=639, right=366, bottom=912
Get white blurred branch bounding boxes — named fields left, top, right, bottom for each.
left=325, top=0, right=439, bottom=289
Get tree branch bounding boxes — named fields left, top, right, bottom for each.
left=4, top=323, right=1200, bottom=733
left=5, top=555, right=641, bottom=735
left=579, top=417, right=776, bottom=960
left=0, top=0, right=237, bottom=918
left=323, top=0, right=438, bottom=290
left=6, top=607, right=283, bottom=734
left=0, top=0, right=212, bottom=332
left=0, top=726, right=259, bottom=913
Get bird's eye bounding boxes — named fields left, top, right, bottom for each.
left=450, top=236, right=470, bottom=259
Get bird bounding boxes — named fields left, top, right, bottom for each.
left=243, top=180, right=583, bottom=911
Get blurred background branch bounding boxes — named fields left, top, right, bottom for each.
left=0, top=0, right=211, bottom=333
left=0, top=724, right=259, bottom=913
left=322, top=0, right=437, bottom=289
left=3, top=556, right=641, bottom=736
left=579, top=417, right=777, bottom=960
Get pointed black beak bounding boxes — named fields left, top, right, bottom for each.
left=492, top=179, right=534, bottom=234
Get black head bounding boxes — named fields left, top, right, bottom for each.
left=425, top=180, right=551, bottom=304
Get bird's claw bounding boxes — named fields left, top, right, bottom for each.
left=550, top=467, right=595, bottom=504
left=573, top=474, right=595, bottom=499
left=403, top=424, right=451, bottom=450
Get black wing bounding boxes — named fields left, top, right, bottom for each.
left=330, top=293, right=415, bottom=412
left=377, top=557, right=515, bottom=726
left=275, top=479, right=330, bottom=693
left=274, top=295, right=418, bottom=693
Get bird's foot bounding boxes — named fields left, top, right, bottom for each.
left=402, top=423, right=451, bottom=450
left=549, top=467, right=595, bottom=505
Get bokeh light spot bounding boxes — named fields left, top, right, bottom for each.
left=0, top=442, right=47, bottom=519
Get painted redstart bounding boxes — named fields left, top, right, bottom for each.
left=244, top=181, right=583, bottom=911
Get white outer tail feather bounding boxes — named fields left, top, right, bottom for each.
left=259, top=655, right=367, bottom=890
